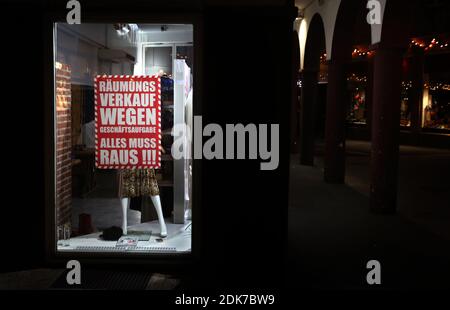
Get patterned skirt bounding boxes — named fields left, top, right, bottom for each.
left=117, top=168, right=160, bottom=198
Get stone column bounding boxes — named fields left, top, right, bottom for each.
left=291, top=31, right=301, bottom=154
left=366, top=54, right=375, bottom=137
left=324, top=60, right=347, bottom=183
left=370, top=47, right=404, bottom=213
left=409, top=48, right=424, bottom=138
left=300, top=69, right=318, bottom=165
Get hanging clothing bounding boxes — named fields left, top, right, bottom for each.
left=117, top=168, right=160, bottom=198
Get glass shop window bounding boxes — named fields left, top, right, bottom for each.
left=318, top=51, right=328, bottom=83
left=53, top=23, right=194, bottom=254
left=400, top=80, right=413, bottom=127
left=346, top=73, right=367, bottom=125
left=422, top=53, right=450, bottom=131
left=422, top=80, right=450, bottom=131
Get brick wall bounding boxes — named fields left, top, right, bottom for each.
left=55, top=62, right=72, bottom=228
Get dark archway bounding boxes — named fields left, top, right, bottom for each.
left=299, top=13, right=326, bottom=165
left=324, top=0, right=371, bottom=184
left=370, top=0, right=450, bottom=213
left=369, top=0, right=416, bottom=212
left=290, top=30, right=301, bottom=154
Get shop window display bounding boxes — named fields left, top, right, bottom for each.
left=400, top=81, right=412, bottom=127
left=408, top=36, right=450, bottom=131
left=422, top=82, right=450, bottom=130
left=318, top=52, right=328, bottom=83
left=346, top=74, right=367, bottom=125
left=53, top=23, right=194, bottom=254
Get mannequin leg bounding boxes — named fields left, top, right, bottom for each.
left=121, top=197, right=129, bottom=235
left=150, top=195, right=167, bottom=237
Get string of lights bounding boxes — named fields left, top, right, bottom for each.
left=347, top=74, right=367, bottom=83
left=352, top=48, right=373, bottom=58
left=411, top=37, right=449, bottom=51
left=349, top=36, right=450, bottom=60
left=424, top=82, right=450, bottom=91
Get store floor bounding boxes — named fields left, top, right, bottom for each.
left=72, top=169, right=140, bottom=231
left=69, top=170, right=191, bottom=253
left=288, top=143, right=450, bottom=289
left=72, top=197, right=141, bottom=232
left=58, top=219, right=192, bottom=253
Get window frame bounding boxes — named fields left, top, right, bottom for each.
left=44, top=11, right=203, bottom=266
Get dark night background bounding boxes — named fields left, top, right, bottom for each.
left=4, top=1, right=449, bottom=301
left=1, top=0, right=294, bottom=291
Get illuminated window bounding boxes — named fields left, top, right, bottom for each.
left=53, top=23, right=194, bottom=255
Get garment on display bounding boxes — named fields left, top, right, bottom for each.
left=54, top=22, right=194, bottom=255
left=119, top=168, right=168, bottom=238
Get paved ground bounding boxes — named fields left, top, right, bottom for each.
left=0, top=269, right=64, bottom=290
left=288, top=141, right=450, bottom=289
left=315, top=140, right=450, bottom=240
left=0, top=269, right=179, bottom=290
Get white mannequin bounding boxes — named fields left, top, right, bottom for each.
left=121, top=195, right=167, bottom=237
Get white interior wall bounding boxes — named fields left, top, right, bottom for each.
left=296, top=0, right=341, bottom=70
left=57, top=23, right=138, bottom=85
left=143, top=46, right=173, bottom=75
left=57, top=23, right=194, bottom=79
left=296, top=0, right=387, bottom=70
left=139, top=30, right=193, bottom=44
left=57, top=24, right=193, bottom=77
left=60, top=23, right=108, bottom=47
left=134, top=27, right=193, bottom=75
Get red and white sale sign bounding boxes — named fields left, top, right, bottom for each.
left=94, top=75, right=161, bottom=169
